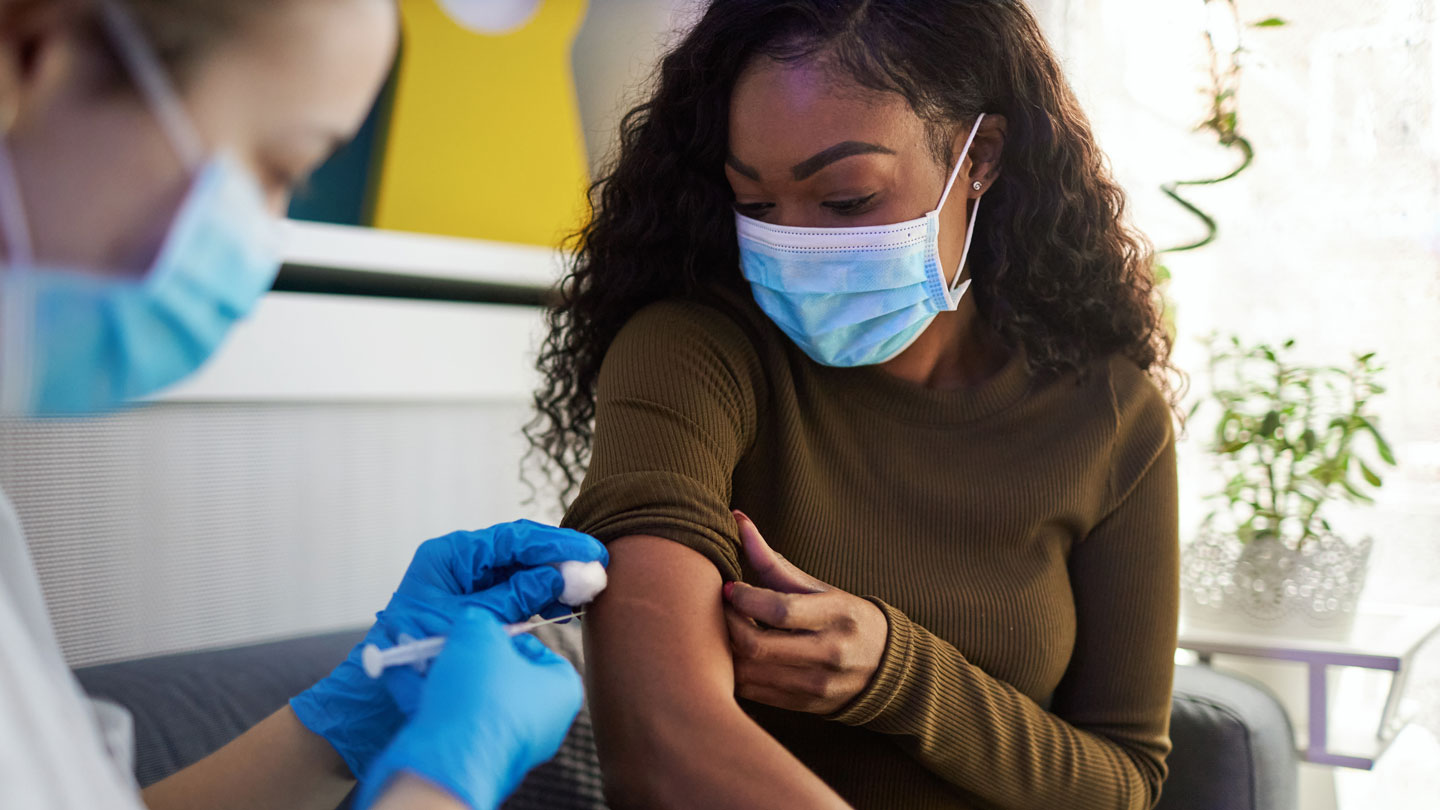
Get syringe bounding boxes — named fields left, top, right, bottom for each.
left=361, top=611, right=585, bottom=679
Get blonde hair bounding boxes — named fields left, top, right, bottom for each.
left=82, top=0, right=282, bottom=84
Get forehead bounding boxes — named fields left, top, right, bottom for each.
left=728, top=56, right=926, bottom=165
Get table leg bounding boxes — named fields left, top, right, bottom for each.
left=1304, top=661, right=1379, bottom=770
left=1376, top=659, right=1412, bottom=742
left=1309, top=660, right=1329, bottom=759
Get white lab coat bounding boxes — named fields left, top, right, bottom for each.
left=0, top=488, right=145, bottom=809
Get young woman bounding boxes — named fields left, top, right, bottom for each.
left=0, top=2, right=605, bottom=809
left=533, top=1, right=1180, bottom=808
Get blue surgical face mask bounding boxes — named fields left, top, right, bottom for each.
left=0, top=0, right=281, bottom=416
left=736, top=114, right=987, bottom=368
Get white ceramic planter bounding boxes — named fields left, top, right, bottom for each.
left=1181, top=531, right=1373, bottom=640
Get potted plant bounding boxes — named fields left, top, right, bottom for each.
left=1182, top=336, right=1396, bottom=638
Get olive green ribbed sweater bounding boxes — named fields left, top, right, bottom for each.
left=564, top=289, right=1179, bottom=810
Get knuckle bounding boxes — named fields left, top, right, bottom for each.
left=732, top=631, right=760, bottom=660
left=730, top=637, right=752, bottom=659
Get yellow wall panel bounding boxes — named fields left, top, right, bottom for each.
left=373, top=0, right=590, bottom=247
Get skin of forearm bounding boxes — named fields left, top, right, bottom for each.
left=142, top=706, right=353, bottom=810
left=586, top=535, right=850, bottom=810
left=370, top=775, right=469, bottom=810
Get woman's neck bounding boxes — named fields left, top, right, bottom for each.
left=878, top=300, right=1009, bottom=390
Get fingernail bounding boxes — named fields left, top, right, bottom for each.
left=722, top=581, right=737, bottom=599
left=732, top=509, right=751, bottom=524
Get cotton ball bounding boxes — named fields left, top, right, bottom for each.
left=553, top=560, right=607, bottom=606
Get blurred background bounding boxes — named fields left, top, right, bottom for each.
left=1055, top=4, right=1439, bottom=807
left=0, top=1, right=1434, bottom=808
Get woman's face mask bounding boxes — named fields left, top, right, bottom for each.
left=736, top=115, right=986, bottom=368
left=0, top=0, right=282, bottom=416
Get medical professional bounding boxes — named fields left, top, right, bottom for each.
left=0, top=2, right=606, bottom=809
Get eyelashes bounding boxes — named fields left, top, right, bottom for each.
left=733, top=193, right=880, bottom=218
left=821, top=193, right=877, bottom=214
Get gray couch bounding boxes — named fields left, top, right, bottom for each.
left=75, top=628, right=1296, bottom=810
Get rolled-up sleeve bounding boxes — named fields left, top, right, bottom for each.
left=562, top=301, right=763, bottom=581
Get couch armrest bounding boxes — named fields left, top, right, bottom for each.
left=1159, top=664, right=1299, bottom=810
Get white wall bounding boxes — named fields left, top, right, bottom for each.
left=572, top=0, right=706, bottom=170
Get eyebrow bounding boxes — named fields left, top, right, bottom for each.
left=791, top=141, right=895, bottom=180
left=726, top=140, right=897, bottom=183
left=726, top=154, right=762, bottom=181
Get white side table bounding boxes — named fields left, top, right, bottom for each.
left=1178, top=606, right=1440, bottom=770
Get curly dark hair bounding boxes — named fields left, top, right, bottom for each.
left=527, top=0, right=1177, bottom=501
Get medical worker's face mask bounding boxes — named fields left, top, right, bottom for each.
left=736, top=114, right=987, bottom=368
left=0, top=0, right=281, bottom=416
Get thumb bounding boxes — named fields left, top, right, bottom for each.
left=733, top=510, right=825, bottom=594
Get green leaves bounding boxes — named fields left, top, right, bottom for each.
left=1195, top=336, right=1394, bottom=547
left=1259, top=410, right=1282, bottom=438
left=1299, top=428, right=1318, bottom=457
left=1359, top=416, right=1396, bottom=465
left=1251, top=17, right=1288, bottom=27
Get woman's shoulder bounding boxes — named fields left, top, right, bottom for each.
left=609, top=287, right=772, bottom=376
left=1096, top=353, right=1176, bottom=506
left=1033, top=351, right=1171, bottom=435
left=1102, top=354, right=1173, bottom=431
left=617, top=297, right=747, bottom=349
left=601, top=287, right=772, bottom=406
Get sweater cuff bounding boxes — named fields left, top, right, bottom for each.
left=826, top=597, right=915, bottom=727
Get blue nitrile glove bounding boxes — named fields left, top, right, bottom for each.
left=354, top=606, right=584, bottom=810
left=289, top=520, right=606, bottom=779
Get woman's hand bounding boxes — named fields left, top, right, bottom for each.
left=723, top=511, right=889, bottom=715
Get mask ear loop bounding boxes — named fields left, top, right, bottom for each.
left=0, top=141, right=35, bottom=412
left=0, top=144, right=34, bottom=266
left=948, top=197, right=981, bottom=301
left=934, top=113, right=986, bottom=309
left=96, top=0, right=207, bottom=171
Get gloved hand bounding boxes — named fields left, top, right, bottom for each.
left=289, top=520, right=606, bottom=779
left=354, top=607, right=584, bottom=810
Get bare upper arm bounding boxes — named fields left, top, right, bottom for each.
left=583, top=536, right=733, bottom=766
left=584, top=536, right=849, bottom=810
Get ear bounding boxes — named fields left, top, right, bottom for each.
left=0, top=0, right=89, bottom=134
left=961, top=114, right=1007, bottom=199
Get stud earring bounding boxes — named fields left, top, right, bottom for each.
left=972, top=181, right=983, bottom=191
